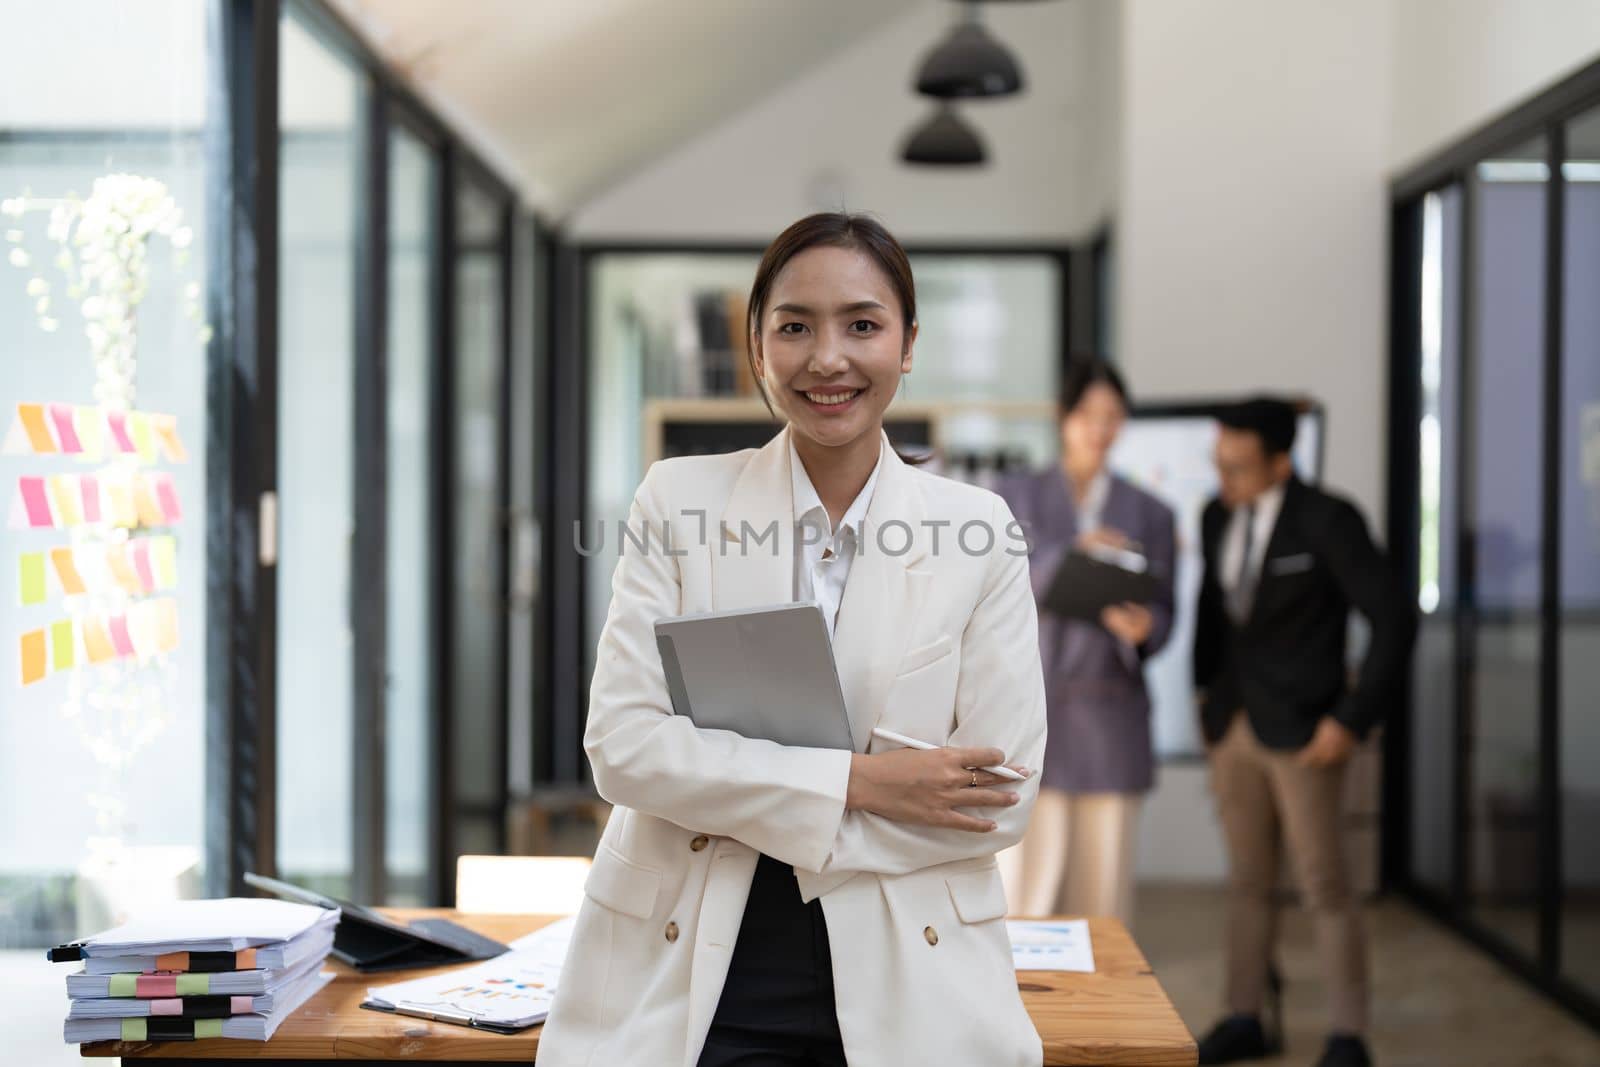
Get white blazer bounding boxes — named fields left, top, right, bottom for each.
left=536, top=425, right=1048, bottom=1067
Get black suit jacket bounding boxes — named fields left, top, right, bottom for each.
left=1193, top=477, right=1416, bottom=749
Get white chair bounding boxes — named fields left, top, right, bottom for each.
left=454, top=855, right=592, bottom=916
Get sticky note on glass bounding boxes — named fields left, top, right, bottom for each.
left=48, top=403, right=83, bottom=454
left=134, top=477, right=166, bottom=528
left=107, top=410, right=137, bottom=454
left=18, top=477, right=54, bottom=528
left=158, top=598, right=179, bottom=652
left=126, top=603, right=157, bottom=660
left=82, top=619, right=116, bottom=664
left=47, top=475, right=83, bottom=527
left=79, top=475, right=102, bottom=524
left=130, top=539, right=156, bottom=593
left=155, top=474, right=182, bottom=525
left=51, top=547, right=87, bottom=595
left=106, top=544, right=144, bottom=595
left=51, top=619, right=75, bottom=671
left=107, top=615, right=135, bottom=658
left=18, top=404, right=57, bottom=454
left=20, top=628, right=47, bottom=685
left=75, top=407, right=104, bottom=460
left=151, top=536, right=178, bottom=589
left=19, top=552, right=47, bottom=605
left=153, top=415, right=188, bottom=463
left=128, top=412, right=158, bottom=464
left=107, top=482, right=137, bottom=528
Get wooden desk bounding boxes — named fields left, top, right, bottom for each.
left=85, top=909, right=1196, bottom=1066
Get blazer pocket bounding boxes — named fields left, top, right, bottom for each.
left=584, top=845, right=662, bottom=920
left=896, top=633, right=953, bottom=677
left=946, top=864, right=1009, bottom=924
left=1266, top=552, right=1315, bottom=577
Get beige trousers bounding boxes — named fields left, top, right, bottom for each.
left=1210, top=711, right=1369, bottom=1035
left=998, top=788, right=1141, bottom=925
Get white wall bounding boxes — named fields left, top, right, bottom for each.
left=566, top=0, right=1118, bottom=242
left=1390, top=0, right=1600, bottom=172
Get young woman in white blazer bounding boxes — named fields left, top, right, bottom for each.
left=536, top=213, right=1049, bottom=1067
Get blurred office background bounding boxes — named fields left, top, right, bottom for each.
left=3, top=1, right=1600, bottom=1063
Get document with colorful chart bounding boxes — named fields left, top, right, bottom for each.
left=362, top=916, right=576, bottom=1030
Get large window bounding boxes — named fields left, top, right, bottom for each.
left=0, top=0, right=210, bottom=947
left=275, top=5, right=364, bottom=898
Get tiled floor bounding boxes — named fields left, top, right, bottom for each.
left=1136, top=885, right=1600, bottom=1067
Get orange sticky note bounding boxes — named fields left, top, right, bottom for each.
left=106, top=544, right=144, bottom=595
left=47, top=475, right=83, bottom=527
left=158, top=598, right=179, bottom=652
left=17, top=404, right=56, bottom=454
left=153, top=415, right=188, bottom=463
left=133, top=477, right=166, bottom=528
left=82, top=619, right=115, bottom=664
left=20, top=629, right=47, bottom=685
left=50, top=547, right=87, bottom=595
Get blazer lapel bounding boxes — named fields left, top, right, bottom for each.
left=1244, top=477, right=1301, bottom=628
left=830, top=435, right=929, bottom=753
left=711, top=425, right=797, bottom=612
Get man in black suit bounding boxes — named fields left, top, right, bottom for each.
left=1192, top=398, right=1415, bottom=1067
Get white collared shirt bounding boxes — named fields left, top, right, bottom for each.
left=1067, top=467, right=1111, bottom=534
left=1219, top=479, right=1288, bottom=596
left=789, top=435, right=882, bottom=641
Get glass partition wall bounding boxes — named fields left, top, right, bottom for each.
left=1391, top=58, right=1600, bottom=1030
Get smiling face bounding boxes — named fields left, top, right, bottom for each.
left=751, top=244, right=916, bottom=451
left=1060, top=381, right=1127, bottom=472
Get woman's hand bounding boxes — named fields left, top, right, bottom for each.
left=845, top=747, right=1031, bottom=832
left=1100, top=601, right=1154, bottom=646
left=1076, top=526, right=1129, bottom=552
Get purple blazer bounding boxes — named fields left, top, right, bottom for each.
left=997, top=468, right=1178, bottom=793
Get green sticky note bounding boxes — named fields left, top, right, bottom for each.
left=121, top=1018, right=147, bottom=1041
left=194, top=1018, right=223, bottom=1039
left=108, top=974, right=137, bottom=997
left=176, top=973, right=209, bottom=995
left=19, top=553, right=46, bottom=605
left=50, top=620, right=74, bottom=670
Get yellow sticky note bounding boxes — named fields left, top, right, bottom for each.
left=150, top=536, right=178, bottom=589
left=17, top=404, right=56, bottom=453
left=19, top=553, right=47, bottom=606
left=153, top=414, right=188, bottom=463
left=82, top=619, right=115, bottom=664
left=126, top=602, right=157, bottom=661
left=128, top=412, right=158, bottom=465
left=107, top=483, right=137, bottom=528
left=50, top=619, right=75, bottom=671
left=20, top=629, right=47, bottom=685
left=47, top=475, right=83, bottom=527
left=105, top=544, right=144, bottom=595
left=75, top=407, right=104, bottom=460
left=50, top=547, right=87, bottom=595
left=156, top=598, right=178, bottom=652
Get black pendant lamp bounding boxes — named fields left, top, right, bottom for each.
left=901, top=105, right=987, bottom=166
left=914, top=8, right=1024, bottom=99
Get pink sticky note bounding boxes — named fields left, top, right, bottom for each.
left=107, top=615, right=135, bottom=658
left=19, top=477, right=53, bottom=527
left=155, top=474, right=182, bottom=524
left=150, top=999, right=183, bottom=1016
left=79, top=475, right=101, bottom=524
left=106, top=410, right=136, bottom=454
left=230, top=996, right=252, bottom=1015
left=130, top=540, right=156, bottom=592
left=48, top=404, right=83, bottom=453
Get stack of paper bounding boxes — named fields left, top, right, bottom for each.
left=362, top=916, right=576, bottom=1032
left=49, top=898, right=338, bottom=1044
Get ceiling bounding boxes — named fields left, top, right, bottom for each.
left=325, top=0, right=928, bottom=219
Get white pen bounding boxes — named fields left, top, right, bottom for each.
left=869, top=727, right=1028, bottom=781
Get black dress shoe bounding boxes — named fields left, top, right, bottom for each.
left=1315, top=1034, right=1373, bottom=1067
left=1196, top=1015, right=1273, bottom=1065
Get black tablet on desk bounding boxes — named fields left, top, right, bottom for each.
left=1042, top=544, right=1166, bottom=622
left=244, top=871, right=509, bottom=972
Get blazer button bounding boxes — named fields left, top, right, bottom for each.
left=665, top=921, right=679, bottom=943
left=923, top=926, right=939, bottom=946
left=689, top=835, right=710, bottom=852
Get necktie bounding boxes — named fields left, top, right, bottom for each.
left=1228, top=504, right=1258, bottom=624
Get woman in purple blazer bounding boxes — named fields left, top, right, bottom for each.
left=996, top=358, right=1177, bottom=925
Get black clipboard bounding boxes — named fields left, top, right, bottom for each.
left=244, top=872, right=509, bottom=972
left=1042, top=545, right=1165, bottom=621
left=358, top=999, right=538, bottom=1034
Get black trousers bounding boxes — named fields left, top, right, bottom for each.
left=697, top=853, right=848, bottom=1067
